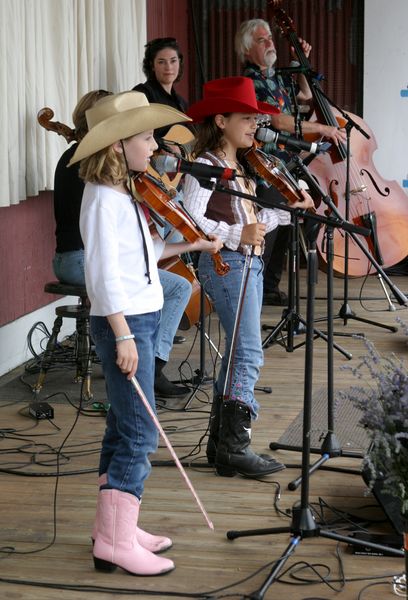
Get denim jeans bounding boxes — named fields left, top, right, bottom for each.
left=53, top=250, right=85, bottom=286
left=198, top=250, right=264, bottom=419
left=90, top=311, right=160, bottom=499
left=155, top=268, right=192, bottom=362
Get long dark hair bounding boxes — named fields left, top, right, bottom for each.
left=142, top=37, right=184, bottom=83
left=192, top=116, right=228, bottom=159
left=192, top=114, right=252, bottom=171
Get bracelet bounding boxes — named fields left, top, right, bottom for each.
left=115, top=334, right=135, bottom=343
left=289, top=60, right=300, bottom=67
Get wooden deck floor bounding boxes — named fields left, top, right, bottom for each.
left=0, top=268, right=407, bottom=599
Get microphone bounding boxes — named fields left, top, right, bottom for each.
left=255, top=127, right=331, bottom=155
left=152, top=155, right=237, bottom=181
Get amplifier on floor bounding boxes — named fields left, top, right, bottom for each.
left=362, top=464, right=405, bottom=535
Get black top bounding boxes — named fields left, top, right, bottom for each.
left=133, top=78, right=188, bottom=139
left=53, top=143, right=85, bottom=253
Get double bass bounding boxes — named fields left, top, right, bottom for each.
left=269, top=2, right=408, bottom=276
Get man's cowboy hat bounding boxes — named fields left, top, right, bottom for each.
left=187, top=76, right=279, bottom=123
left=69, top=91, right=191, bottom=164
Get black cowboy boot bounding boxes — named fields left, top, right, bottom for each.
left=206, top=394, right=223, bottom=465
left=207, top=395, right=278, bottom=466
left=215, top=400, right=285, bottom=477
left=154, top=358, right=190, bottom=398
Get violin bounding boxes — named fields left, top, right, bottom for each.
left=131, top=172, right=230, bottom=277
left=37, top=107, right=77, bottom=143
left=269, top=1, right=408, bottom=276
left=244, top=142, right=315, bottom=212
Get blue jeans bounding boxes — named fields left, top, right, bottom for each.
left=52, top=252, right=191, bottom=363
left=90, top=312, right=160, bottom=499
left=198, top=250, right=264, bottom=419
left=53, top=250, right=85, bottom=286
left=155, top=268, right=192, bottom=362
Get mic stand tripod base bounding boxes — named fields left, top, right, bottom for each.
left=338, top=302, right=398, bottom=332
left=227, top=503, right=403, bottom=600
left=224, top=232, right=403, bottom=600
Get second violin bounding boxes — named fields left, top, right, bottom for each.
left=244, top=142, right=315, bottom=212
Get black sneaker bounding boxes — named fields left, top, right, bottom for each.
left=263, top=289, right=288, bottom=306
left=154, top=372, right=190, bottom=398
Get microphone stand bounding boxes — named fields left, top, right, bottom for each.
left=226, top=221, right=404, bottom=600
left=270, top=155, right=368, bottom=487
left=182, top=282, right=222, bottom=411
left=260, top=199, right=351, bottom=359
left=290, top=148, right=407, bottom=327
left=284, top=70, right=303, bottom=140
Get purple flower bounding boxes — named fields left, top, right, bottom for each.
left=338, top=329, right=408, bottom=517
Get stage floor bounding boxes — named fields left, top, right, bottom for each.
left=0, top=268, right=406, bottom=599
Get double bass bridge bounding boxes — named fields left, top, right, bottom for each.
left=350, top=184, right=368, bottom=195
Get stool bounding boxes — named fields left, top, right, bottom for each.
left=33, top=281, right=93, bottom=401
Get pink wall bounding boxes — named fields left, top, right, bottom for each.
left=146, top=0, right=191, bottom=103
left=0, top=1, right=190, bottom=328
left=0, top=192, right=56, bottom=327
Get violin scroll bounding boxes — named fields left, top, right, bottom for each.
left=37, top=107, right=77, bottom=143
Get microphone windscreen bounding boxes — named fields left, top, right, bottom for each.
left=151, top=155, right=178, bottom=175
left=255, top=128, right=271, bottom=143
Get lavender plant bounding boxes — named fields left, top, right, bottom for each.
left=338, top=334, right=408, bottom=518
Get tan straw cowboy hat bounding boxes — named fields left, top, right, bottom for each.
left=69, top=91, right=191, bottom=165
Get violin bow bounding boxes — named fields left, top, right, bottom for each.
left=130, top=376, right=214, bottom=531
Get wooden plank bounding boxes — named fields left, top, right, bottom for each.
left=0, top=270, right=405, bottom=599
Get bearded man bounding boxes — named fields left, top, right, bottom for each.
left=235, top=19, right=345, bottom=305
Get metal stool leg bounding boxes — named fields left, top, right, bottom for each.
left=75, top=316, right=93, bottom=402
left=32, top=314, right=63, bottom=394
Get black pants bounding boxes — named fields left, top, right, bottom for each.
left=256, top=184, right=291, bottom=294
left=262, top=225, right=290, bottom=294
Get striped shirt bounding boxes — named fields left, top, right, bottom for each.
left=182, top=152, right=291, bottom=255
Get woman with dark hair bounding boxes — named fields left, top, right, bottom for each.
left=133, top=37, right=187, bottom=138
left=133, top=37, right=196, bottom=398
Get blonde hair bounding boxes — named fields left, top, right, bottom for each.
left=72, top=89, right=111, bottom=141
left=79, top=145, right=127, bottom=185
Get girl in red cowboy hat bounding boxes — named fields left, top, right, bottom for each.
left=69, top=91, right=222, bottom=576
left=183, top=76, right=314, bottom=478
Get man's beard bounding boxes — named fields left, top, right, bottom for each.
left=264, top=49, right=277, bottom=68
left=263, top=50, right=277, bottom=78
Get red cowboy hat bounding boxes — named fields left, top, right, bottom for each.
left=187, top=76, right=280, bottom=123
